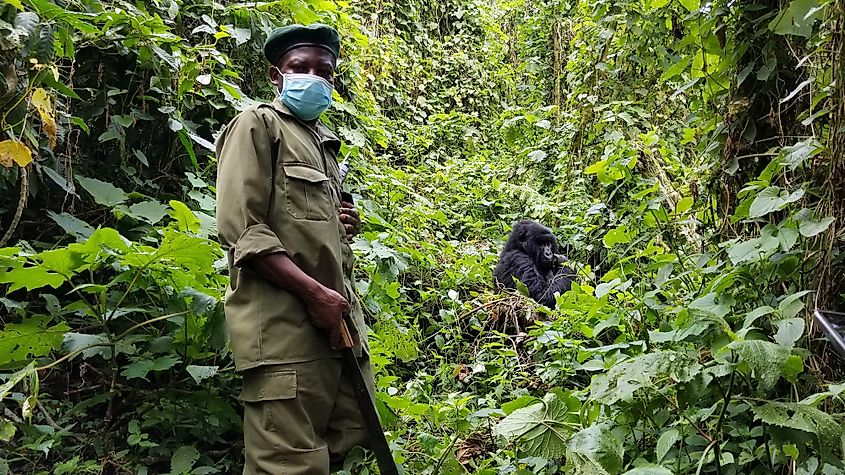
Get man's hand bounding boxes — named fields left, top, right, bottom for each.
left=338, top=202, right=361, bottom=237
left=304, top=285, right=353, bottom=350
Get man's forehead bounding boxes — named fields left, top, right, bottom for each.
left=279, top=47, right=336, bottom=66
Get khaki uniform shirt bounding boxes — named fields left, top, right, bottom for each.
left=216, top=99, right=366, bottom=371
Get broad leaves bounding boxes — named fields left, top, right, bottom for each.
left=171, top=446, right=200, bottom=475
left=591, top=351, right=700, bottom=404
left=186, top=365, right=218, bottom=384
left=753, top=401, right=841, bottom=450
left=622, top=467, right=673, bottom=475
left=564, top=423, right=624, bottom=475
left=0, top=316, right=69, bottom=365
left=729, top=340, right=800, bottom=392
left=494, top=391, right=580, bottom=458
left=76, top=176, right=128, bottom=206
left=749, top=186, right=804, bottom=218
left=121, top=355, right=181, bottom=380
left=769, top=0, right=823, bottom=37
left=0, top=140, right=32, bottom=167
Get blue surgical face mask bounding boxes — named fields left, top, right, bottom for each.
left=275, top=71, right=333, bottom=121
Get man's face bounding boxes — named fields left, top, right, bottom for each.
left=269, top=46, right=336, bottom=89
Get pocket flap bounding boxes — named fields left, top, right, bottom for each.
left=239, top=369, right=296, bottom=402
left=284, top=164, right=329, bottom=183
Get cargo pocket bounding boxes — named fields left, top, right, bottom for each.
left=284, top=164, right=333, bottom=221
left=240, top=368, right=297, bottom=432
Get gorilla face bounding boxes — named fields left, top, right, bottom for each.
left=520, top=223, right=559, bottom=272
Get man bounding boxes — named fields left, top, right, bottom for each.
left=215, top=23, right=374, bottom=475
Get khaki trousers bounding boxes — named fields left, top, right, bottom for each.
left=240, top=356, right=374, bottom=475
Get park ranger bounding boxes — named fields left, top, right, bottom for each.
left=215, top=23, right=373, bottom=474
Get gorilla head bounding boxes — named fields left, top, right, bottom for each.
left=510, top=221, right=560, bottom=275
left=494, top=220, right=573, bottom=308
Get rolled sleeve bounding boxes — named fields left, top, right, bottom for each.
left=233, top=224, right=286, bottom=267
left=216, top=108, right=286, bottom=267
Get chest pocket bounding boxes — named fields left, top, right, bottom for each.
left=284, top=164, right=334, bottom=221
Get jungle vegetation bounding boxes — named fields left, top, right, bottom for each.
left=0, top=0, right=843, bottom=473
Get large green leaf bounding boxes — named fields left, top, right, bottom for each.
left=749, top=186, right=804, bottom=218
left=170, top=446, right=200, bottom=475
left=729, top=340, right=792, bottom=392
left=752, top=401, right=841, bottom=450
left=798, top=215, right=835, bottom=237
left=168, top=200, right=202, bottom=234
left=0, top=316, right=69, bottom=365
left=564, top=423, right=624, bottom=475
left=121, top=355, right=181, bottom=380
left=769, top=0, right=823, bottom=37
left=127, top=200, right=169, bottom=224
left=655, top=429, right=679, bottom=463
left=494, top=391, right=580, bottom=458
left=76, top=176, right=128, bottom=206
left=0, top=267, right=66, bottom=292
left=591, top=351, right=700, bottom=404
left=37, top=248, right=85, bottom=275
left=48, top=212, right=94, bottom=240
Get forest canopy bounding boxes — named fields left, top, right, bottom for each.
left=0, top=0, right=843, bottom=474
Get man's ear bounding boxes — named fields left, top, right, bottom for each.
left=269, top=65, right=282, bottom=88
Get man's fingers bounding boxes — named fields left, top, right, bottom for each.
left=339, top=208, right=359, bottom=218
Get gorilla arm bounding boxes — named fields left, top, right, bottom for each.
left=494, top=250, right=557, bottom=307
left=538, top=265, right=575, bottom=308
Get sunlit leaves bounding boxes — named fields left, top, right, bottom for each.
left=769, top=0, right=824, bottom=37
left=0, top=140, right=32, bottom=168
left=0, top=316, right=69, bottom=365
left=0, top=267, right=65, bottom=292
left=169, top=200, right=202, bottom=234
left=30, top=88, right=57, bottom=148
left=603, top=226, right=632, bottom=248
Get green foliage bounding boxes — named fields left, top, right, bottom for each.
left=0, top=0, right=843, bottom=472
left=494, top=391, right=580, bottom=458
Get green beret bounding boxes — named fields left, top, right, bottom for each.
left=263, top=23, right=340, bottom=65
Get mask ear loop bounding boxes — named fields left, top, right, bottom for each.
left=272, top=66, right=285, bottom=93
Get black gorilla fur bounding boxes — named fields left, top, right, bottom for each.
left=493, top=220, right=574, bottom=308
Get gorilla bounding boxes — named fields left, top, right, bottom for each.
left=493, top=220, right=574, bottom=308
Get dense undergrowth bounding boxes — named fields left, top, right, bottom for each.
left=0, top=0, right=843, bottom=473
